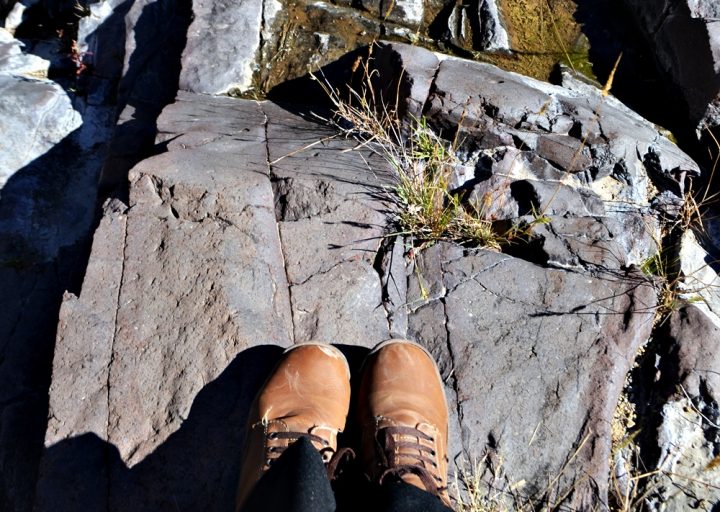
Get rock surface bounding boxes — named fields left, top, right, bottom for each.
left=36, top=41, right=708, bottom=508
left=0, top=24, right=112, bottom=512
left=628, top=304, right=720, bottom=511
left=1, top=0, right=718, bottom=509
left=378, top=42, right=696, bottom=272
left=0, top=37, right=79, bottom=187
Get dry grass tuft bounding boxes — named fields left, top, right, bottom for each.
left=311, top=47, right=538, bottom=250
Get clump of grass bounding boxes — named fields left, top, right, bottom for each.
left=394, top=118, right=503, bottom=249
left=311, top=48, right=510, bottom=250
left=639, top=177, right=720, bottom=325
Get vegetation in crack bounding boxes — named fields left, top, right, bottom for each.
left=313, top=45, right=553, bottom=255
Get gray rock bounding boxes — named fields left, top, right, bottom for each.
left=2, top=0, right=33, bottom=33
left=290, top=259, right=390, bottom=344
left=443, top=0, right=509, bottom=51
left=641, top=305, right=720, bottom=511
left=533, top=213, right=658, bottom=270
left=0, top=74, right=81, bottom=188
left=373, top=41, right=440, bottom=121
left=0, top=27, right=48, bottom=76
left=34, top=40, right=713, bottom=512
left=622, top=0, right=720, bottom=132
left=408, top=243, right=657, bottom=508
left=688, top=0, right=720, bottom=19
left=179, top=0, right=268, bottom=94
left=426, top=54, right=698, bottom=200
left=678, top=229, right=720, bottom=328
left=265, top=101, right=394, bottom=346
left=109, top=124, right=293, bottom=468
left=34, top=199, right=127, bottom=512
left=37, top=93, right=398, bottom=510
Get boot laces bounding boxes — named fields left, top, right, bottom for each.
left=376, top=426, right=447, bottom=496
left=265, top=431, right=355, bottom=480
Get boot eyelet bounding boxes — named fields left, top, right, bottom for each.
left=268, top=432, right=278, bottom=440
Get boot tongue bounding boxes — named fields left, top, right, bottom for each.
left=398, top=472, right=426, bottom=490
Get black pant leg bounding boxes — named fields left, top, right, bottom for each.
left=373, top=480, right=454, bottom=512
left=241, top=437, right=336, bottom=512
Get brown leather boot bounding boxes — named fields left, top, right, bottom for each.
left=235, top=343, right=352, bottom=511
left=357, top=339, right=451, bottom=507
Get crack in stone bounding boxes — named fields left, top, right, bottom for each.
left=105, top=201, right=129, bottom=511
left=439, top=295, right=468, bottom=458
left=296, top=260, right=349, bottom=286
left=263, top=105, right=296, bottom=343
left=372, top=237, right=393, bottom=336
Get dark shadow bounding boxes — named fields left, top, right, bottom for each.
left=267, top=46, right=370, bottom=120
left=571, top=0, right=706, bottom=162
left=34, top=343, right=376, bottom=511
left=35, top=345, right=284, bottom=512
left=627, top=309, right=683, bottom=473
left=0, top=1, right=191, bottom=510
left=99, top=0, right=193, bottom=196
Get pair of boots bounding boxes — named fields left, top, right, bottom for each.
left=236, top=339, right=451, bottom=510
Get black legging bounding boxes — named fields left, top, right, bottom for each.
left=241, top=437, right=454, bottom=512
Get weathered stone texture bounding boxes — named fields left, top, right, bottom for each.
left=408, top=244, right=657, bottom=507
left=31, top=37, right=716, bottom=512
left=0, top=74, right=81, bottom=187
left=179, top=0, right=268, bottom=94
left=642, top=305, right=720, bottom=511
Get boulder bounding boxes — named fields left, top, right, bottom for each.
left=0, top=74, right=80, bottom=188
left=373, top=42, right=695, bottom=271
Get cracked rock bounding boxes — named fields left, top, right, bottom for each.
left=408, top=243, right=657, bottom=508
left=641, top=305, right=720, bottom=511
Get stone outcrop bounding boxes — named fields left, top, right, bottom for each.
left=35, top=40, right=714, bottom=509
left=0, top=28, right=80, bottom=188
left=1, top=0, right=719, bottom=509
left=626, top=304, right=720, bottom=511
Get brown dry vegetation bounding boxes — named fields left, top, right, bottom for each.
left=487, top=0, right=591, bottom=80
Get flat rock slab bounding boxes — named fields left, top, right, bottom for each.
left=38, top=91, right=662, bottom=511
left=35, top=92, right=397, bottom=511
left=403, top=243, right=657, bottom=507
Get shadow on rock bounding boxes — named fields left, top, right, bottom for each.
left=267, top=46, right=370, bottom=118
left=35, top=345, right=284, bottom=512
left=100, top=0, right=193, bottom=196
left=1, top=1, right=192, bottom=508
left=572, top=0, right=701, bottom=155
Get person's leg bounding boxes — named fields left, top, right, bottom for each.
left=241, top=436, right=335, bottom=512
left=373, top=480, right=454, bottom=512
left=357, top=339, right=454, bottom=512
left=235, top=343, right=352, bottom=512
